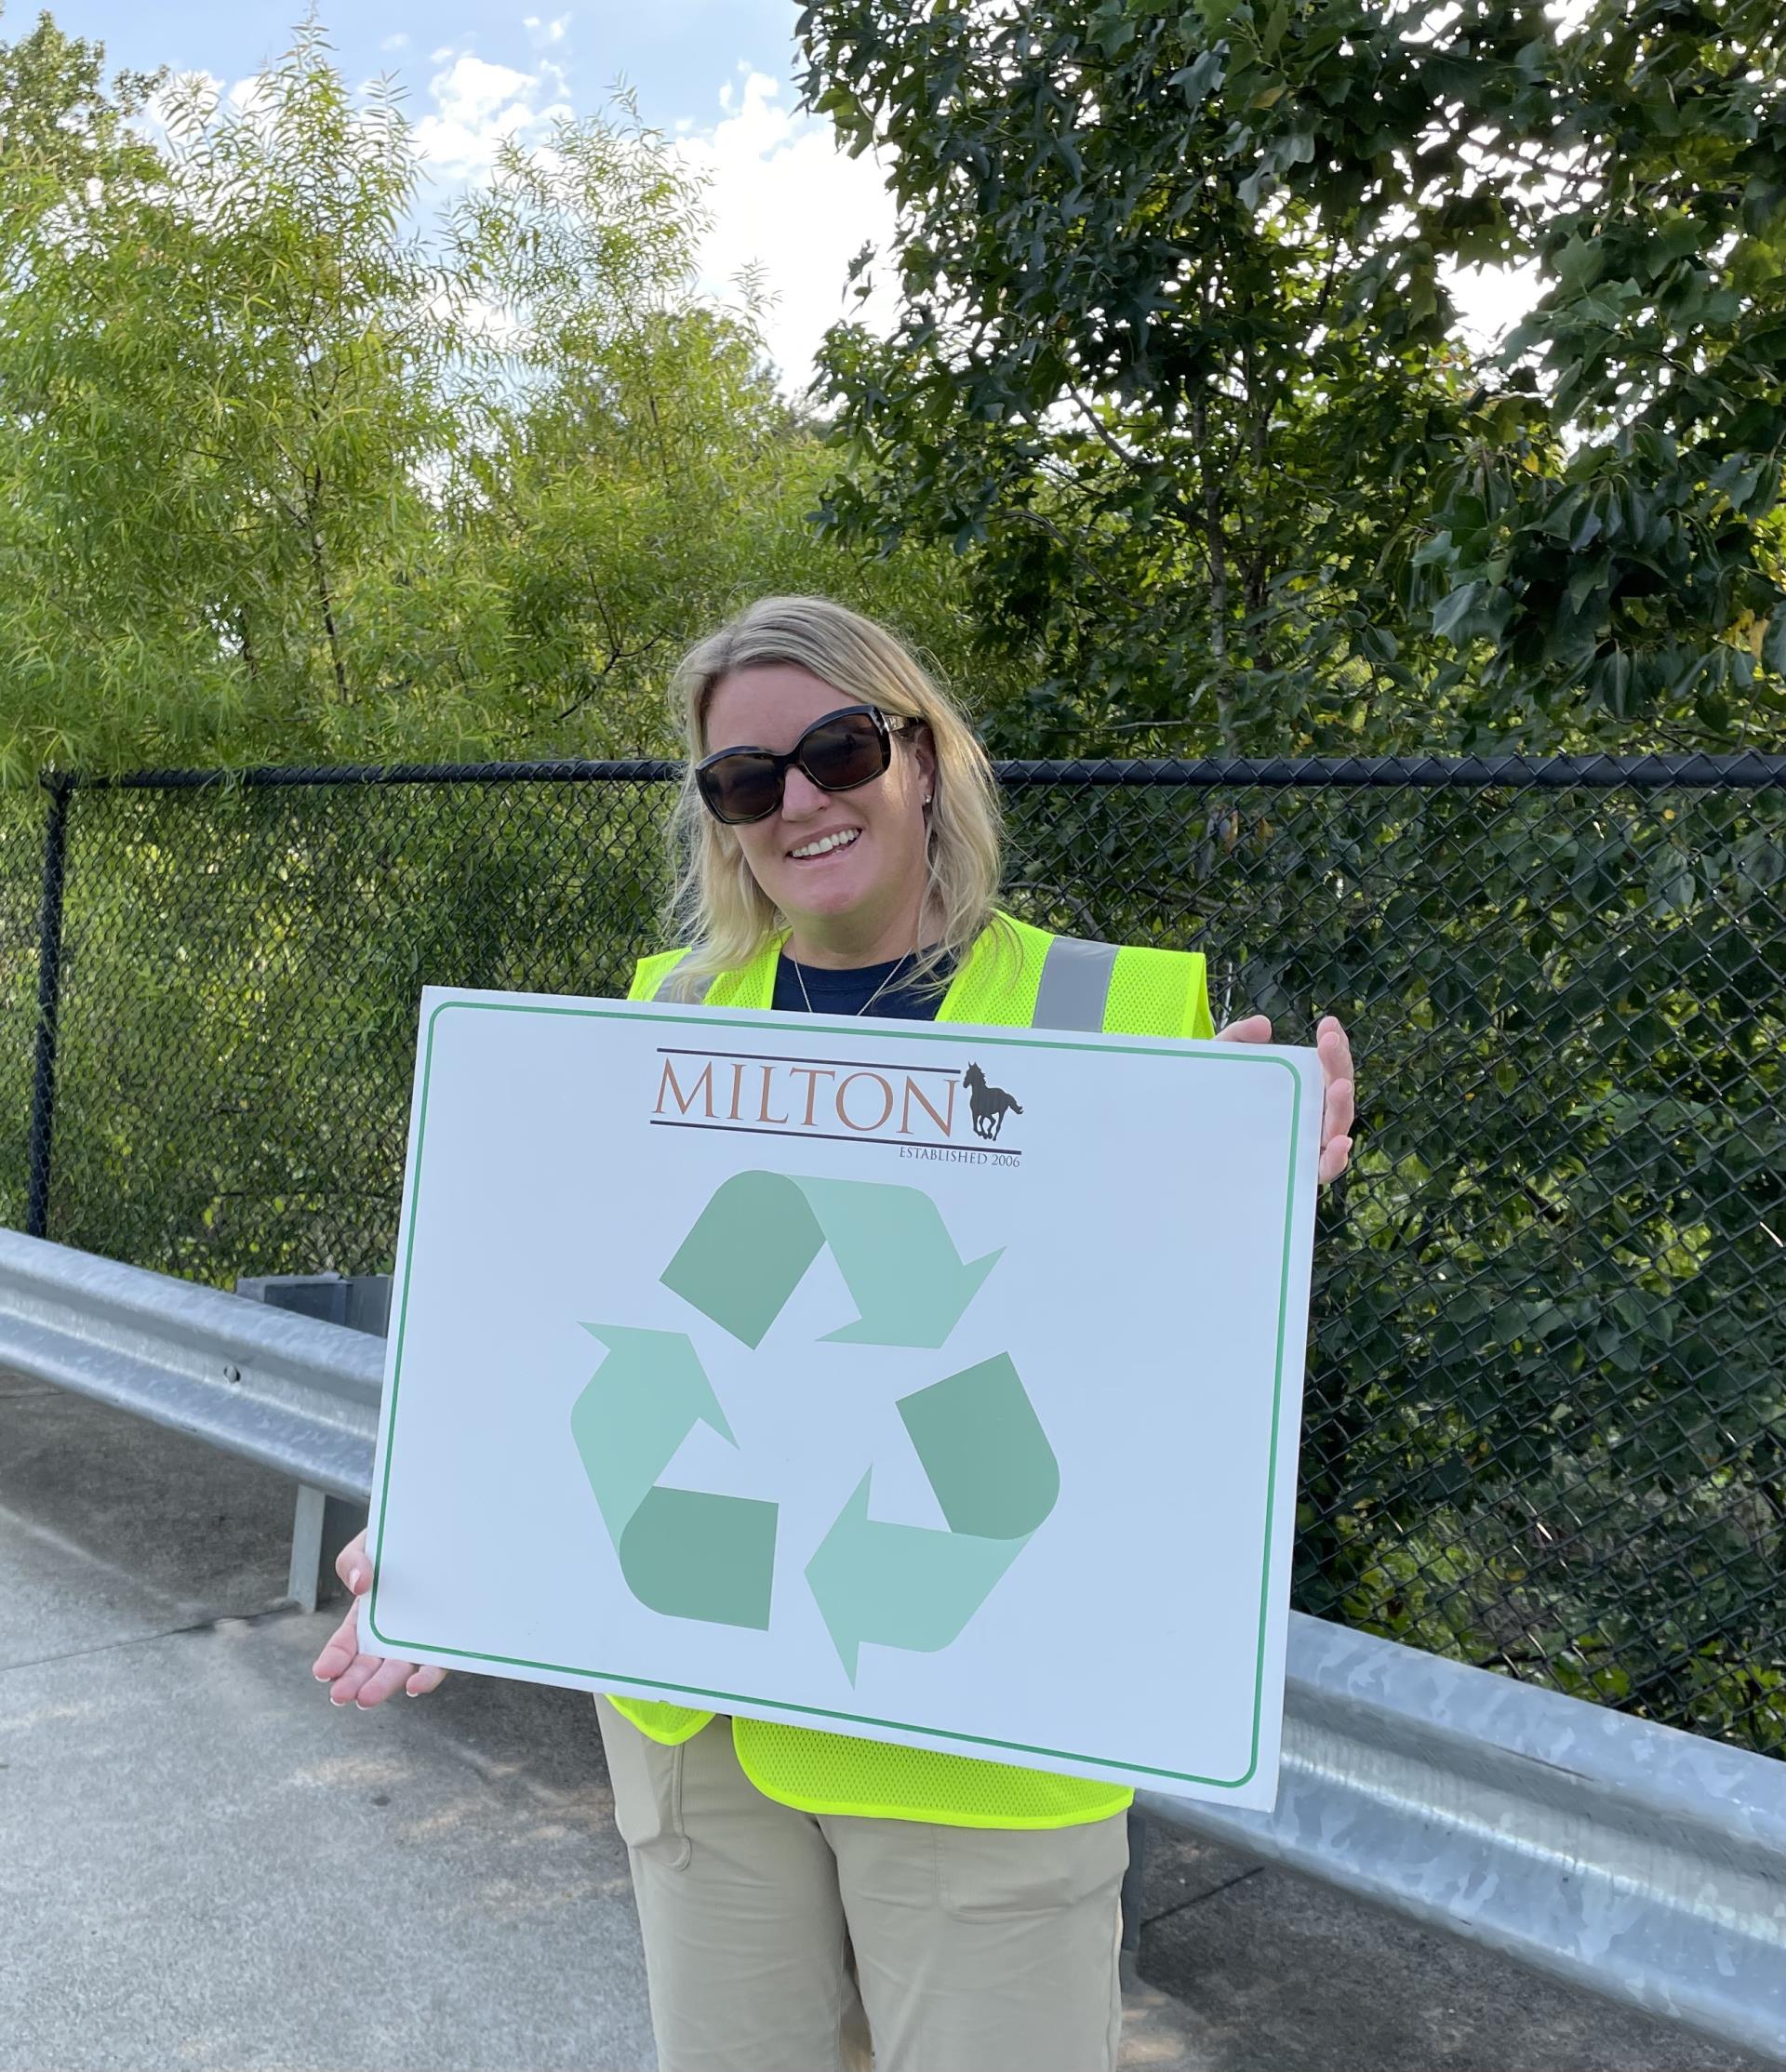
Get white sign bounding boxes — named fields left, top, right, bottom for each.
left=363, top=985, right=1323, bottom=1810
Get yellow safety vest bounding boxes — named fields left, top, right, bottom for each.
left=610, top=910, right=1214, bottom=1828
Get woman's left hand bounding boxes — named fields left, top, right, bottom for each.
left=1214, top=1011, right=1355, bottom=1186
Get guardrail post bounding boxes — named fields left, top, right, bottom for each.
left=26, top=773, right=73, bottom=1240
left=288, top=1482, right=370, bottom=1613
left=235, top=1272, right=390, bottom=1608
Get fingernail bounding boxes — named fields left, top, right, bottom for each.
left=329, top=1692, right=349, bottom=1707
left=349, top=1568, right=364, bottom=1592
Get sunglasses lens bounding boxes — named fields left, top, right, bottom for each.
left=800, top=711, right=888, bottom=792
left=700, top=753, right=780, bottom=824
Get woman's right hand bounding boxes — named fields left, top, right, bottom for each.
left=310, top=1526, right=447, bottom=1707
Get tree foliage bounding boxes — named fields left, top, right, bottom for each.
left=447, top=106, right=1000, bottom=752
left=796, top=0, right=1786, bottom=753
left=0, top=6, right=161, bottom=203
left=1, top=27, right=474, bottom=769
left=0, top=15, right=1008, bottom=779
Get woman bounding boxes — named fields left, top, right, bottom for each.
left=315, top=596, right=1355, bottom=2072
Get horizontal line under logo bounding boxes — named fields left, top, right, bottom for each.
left=650, top=1117, right=1021, bottom=1158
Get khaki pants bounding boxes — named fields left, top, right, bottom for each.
left=595, top=1698, right=1126, bottom=2072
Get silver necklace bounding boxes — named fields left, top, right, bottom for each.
left=789, top=949, right=914, bottom=1019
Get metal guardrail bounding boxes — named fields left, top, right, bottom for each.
left=1142, top=1619, right=1786, bottom=2063
left=0, top=1226, right=380, bottom=1603
left=0, top=1227, right=380, bottom=1491
left=3, top=1224, right=1782, bottom=2061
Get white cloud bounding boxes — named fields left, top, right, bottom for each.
left=380, top=33, right=409, bottom=53
left=413, top=53, right=572, bottom=177
left=675, top=70, right=900, bottom=396
left=523, top=12, right=572, bottom=44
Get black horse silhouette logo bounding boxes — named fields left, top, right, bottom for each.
left=963, top=1063, right=1023, bottom=1141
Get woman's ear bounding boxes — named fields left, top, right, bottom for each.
left=913, top=722, right=938, bottom=804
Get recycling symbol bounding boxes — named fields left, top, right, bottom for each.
left=570, top=1172, right=1060, bottom=1681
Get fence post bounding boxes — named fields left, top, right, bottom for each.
left=26, top=774, right=73, bottom=1241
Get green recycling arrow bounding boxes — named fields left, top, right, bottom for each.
left=576, top=1186, right=1057, bottom=1667
left=570, top=1325, right=777, bottom=1629
left=805, top=1353, right=1060, bottom=1681
left=660, top=1171, right=1001, bottom=1349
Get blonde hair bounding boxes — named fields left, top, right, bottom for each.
left=662, top=596, right=1006, bottom=998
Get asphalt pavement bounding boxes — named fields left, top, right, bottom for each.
left=1, top=1368, right=1771, bottom=2072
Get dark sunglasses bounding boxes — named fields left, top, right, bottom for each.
left=695, top=703, right=910, bottom=825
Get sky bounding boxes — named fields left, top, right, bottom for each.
left=41, top=3, right=1535, bottom=392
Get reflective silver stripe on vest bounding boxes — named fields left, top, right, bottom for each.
left=1031, top=935, right=1118, bottom=1032
left=655, top=959, right=715, bottom=1004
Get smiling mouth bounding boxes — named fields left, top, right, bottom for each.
left=788, top=828, right=862, bottom=860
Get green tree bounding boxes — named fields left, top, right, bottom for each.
left=0, top=17, right=1011, bottom=778
left=450, top=100, right=1033, bottom=754
left=796, top=0, right=1786, bottom=754
left=0, top=5, right=161, bottom=199
left=0, top=21, right=486, bottom=774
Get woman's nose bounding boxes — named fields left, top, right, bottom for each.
left=780, top=764, right=828, bottom=818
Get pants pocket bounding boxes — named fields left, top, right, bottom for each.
left=594, top=1695, right=692, bottom=1869
left=936, top=1813, right=1128, bottom=1921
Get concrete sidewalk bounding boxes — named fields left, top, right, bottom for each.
left=1, top=1370, right=1768, bottom=2072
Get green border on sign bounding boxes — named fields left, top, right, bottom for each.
left=367, top=997, right=1305, bottom=1790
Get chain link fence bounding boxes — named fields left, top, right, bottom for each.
left=2, top=755, right=1781, bottom=1758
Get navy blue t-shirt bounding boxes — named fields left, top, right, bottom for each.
left=773, top=950, right=952, bottom=1022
